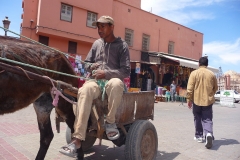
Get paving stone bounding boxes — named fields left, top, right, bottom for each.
left=0, top=102, right=240, bottom=159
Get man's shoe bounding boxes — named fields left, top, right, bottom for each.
left=194, top=137, right=203, bottom=143
left=205, top=133, right=213, bottom=149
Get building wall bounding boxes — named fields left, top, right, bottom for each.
left=37, top=0, right=113, bottom=42
left=217, top=71, right=240, bottom=92
left=21, top=0, right=39, bottom=40
left=226, top=71, right=240, bottom=92
left=116, top=0, right=141, bottom=8
left=21, top=0, right=203, bottom=61
left=112, top=1, right=203, bottom=60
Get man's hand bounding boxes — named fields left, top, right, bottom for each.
left=187, top=101, right=193, bottom=109
left=92, top=70, right=105, bottom=79
left=90, top=63, right=101, bottom=71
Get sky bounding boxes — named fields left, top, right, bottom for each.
left=0, top=0, right=240, bottom=74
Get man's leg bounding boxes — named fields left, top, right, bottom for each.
left=60, top=80, right=100, bottom=157
left=202, top=104, right=213, bottom=149
left=173, top=91, right=176, bottom=101
left=105, top=78, right=124, bottom=124
left=72, top=80, right=101, bottom=141
left=170, top=91, right=174, bottom=102
left=202, top=104, right=213, bottom=138
left=192, top=103, right=203, bottom=139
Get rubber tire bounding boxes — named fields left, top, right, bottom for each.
left=65, top=126, right=97, bottom=152
left=233, top=99, right=239, bottom=103
left=124, top=120, right=158, bottom=160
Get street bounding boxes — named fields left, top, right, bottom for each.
left=0, top=102, right=240, bottom=160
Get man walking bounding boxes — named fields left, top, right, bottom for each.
left=186, top=57, right=218, bottom=149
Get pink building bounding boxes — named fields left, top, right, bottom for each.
left=21, top=0, right=217, bottom=90
left=218, top=71, right=240, bottom=92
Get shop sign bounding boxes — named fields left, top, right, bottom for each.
left=220, top=90, right=235, bottom=107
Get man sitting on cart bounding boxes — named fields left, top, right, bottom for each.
left=59, top=15, right=131, bottom=157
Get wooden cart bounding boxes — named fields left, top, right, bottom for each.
left=61, top=90, right=158, bottom=160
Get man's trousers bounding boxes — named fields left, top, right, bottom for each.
left=192, top=103, right=213, bottom=139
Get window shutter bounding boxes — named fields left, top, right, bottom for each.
left=39, top=35, right=49, bottom=46
left=68, top=41, right=77, bottom=54
left=142, top=34, right=150, bottom=51
left=87, top=12, right=97, bottom=28
left=61, top=4, right=72, bottom=22
left=125, top=28, right=134, bottom=46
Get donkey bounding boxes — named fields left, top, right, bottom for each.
left=0, top=36, right=83, bottom=159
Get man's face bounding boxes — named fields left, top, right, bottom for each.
left=97, top=23, right=114, bottom=39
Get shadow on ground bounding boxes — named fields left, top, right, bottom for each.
left=212, top=138, right=240, bottom=150
left=156, top=150, right=180, bottom=160
left=83, top=144, right=125, bottom=160
left=82, top=145, right=175, bottom=160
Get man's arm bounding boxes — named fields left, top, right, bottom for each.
left=84, top=42, right=97, bottom=72
left=186, top=71, right=195, bottom=108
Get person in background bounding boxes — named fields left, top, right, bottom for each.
left=170, top=80, right=177, bottom=102
left=165, top=90, right=171, bottom=102
left=186, top=57, right=218, bottom=149
left=59, top=15, right=130, bottom=157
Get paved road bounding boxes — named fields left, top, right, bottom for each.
left=0, top=102, right=240, bottom=160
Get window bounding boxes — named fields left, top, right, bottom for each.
left=39, top=35, right=49, bottom=46
left=87, top=12, right=97, bottom=28
left=142, top=34, right=150, bottom=51
left=61, top=4, right=72, bottom=22
left=68, top=41, right=77, bottom=54
left=125, top=28, right=134, bottom=46
left=168, top=41, right=174, bottom=54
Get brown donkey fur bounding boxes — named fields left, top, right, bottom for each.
left=0, top=36, right=83, bottom=159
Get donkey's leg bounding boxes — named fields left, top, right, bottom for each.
left=33, top=93, right=54, bottom=160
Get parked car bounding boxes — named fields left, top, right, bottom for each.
left=214, top=90, right=240, bottom=103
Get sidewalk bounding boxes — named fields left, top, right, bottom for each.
left=0, top=102, right=239, bottom=160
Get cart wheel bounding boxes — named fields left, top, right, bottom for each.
left=124, top=120, right=158, bottom=160
left=234, top=98, right=239, bottom=103
left=65, top=126, right=97, bottom=152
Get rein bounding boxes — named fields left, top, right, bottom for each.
left=43, top=76, right=77, bottom=107
left=16, top=66, right=33, bottom=80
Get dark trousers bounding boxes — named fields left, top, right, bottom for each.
left=192, top=103, right=213, bottom=138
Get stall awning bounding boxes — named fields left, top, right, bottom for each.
left=160, top=54, right=219, bottom=73
left=141, top=52, right=161, bottom=64
left=130, top=60, right=160, bottom=65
